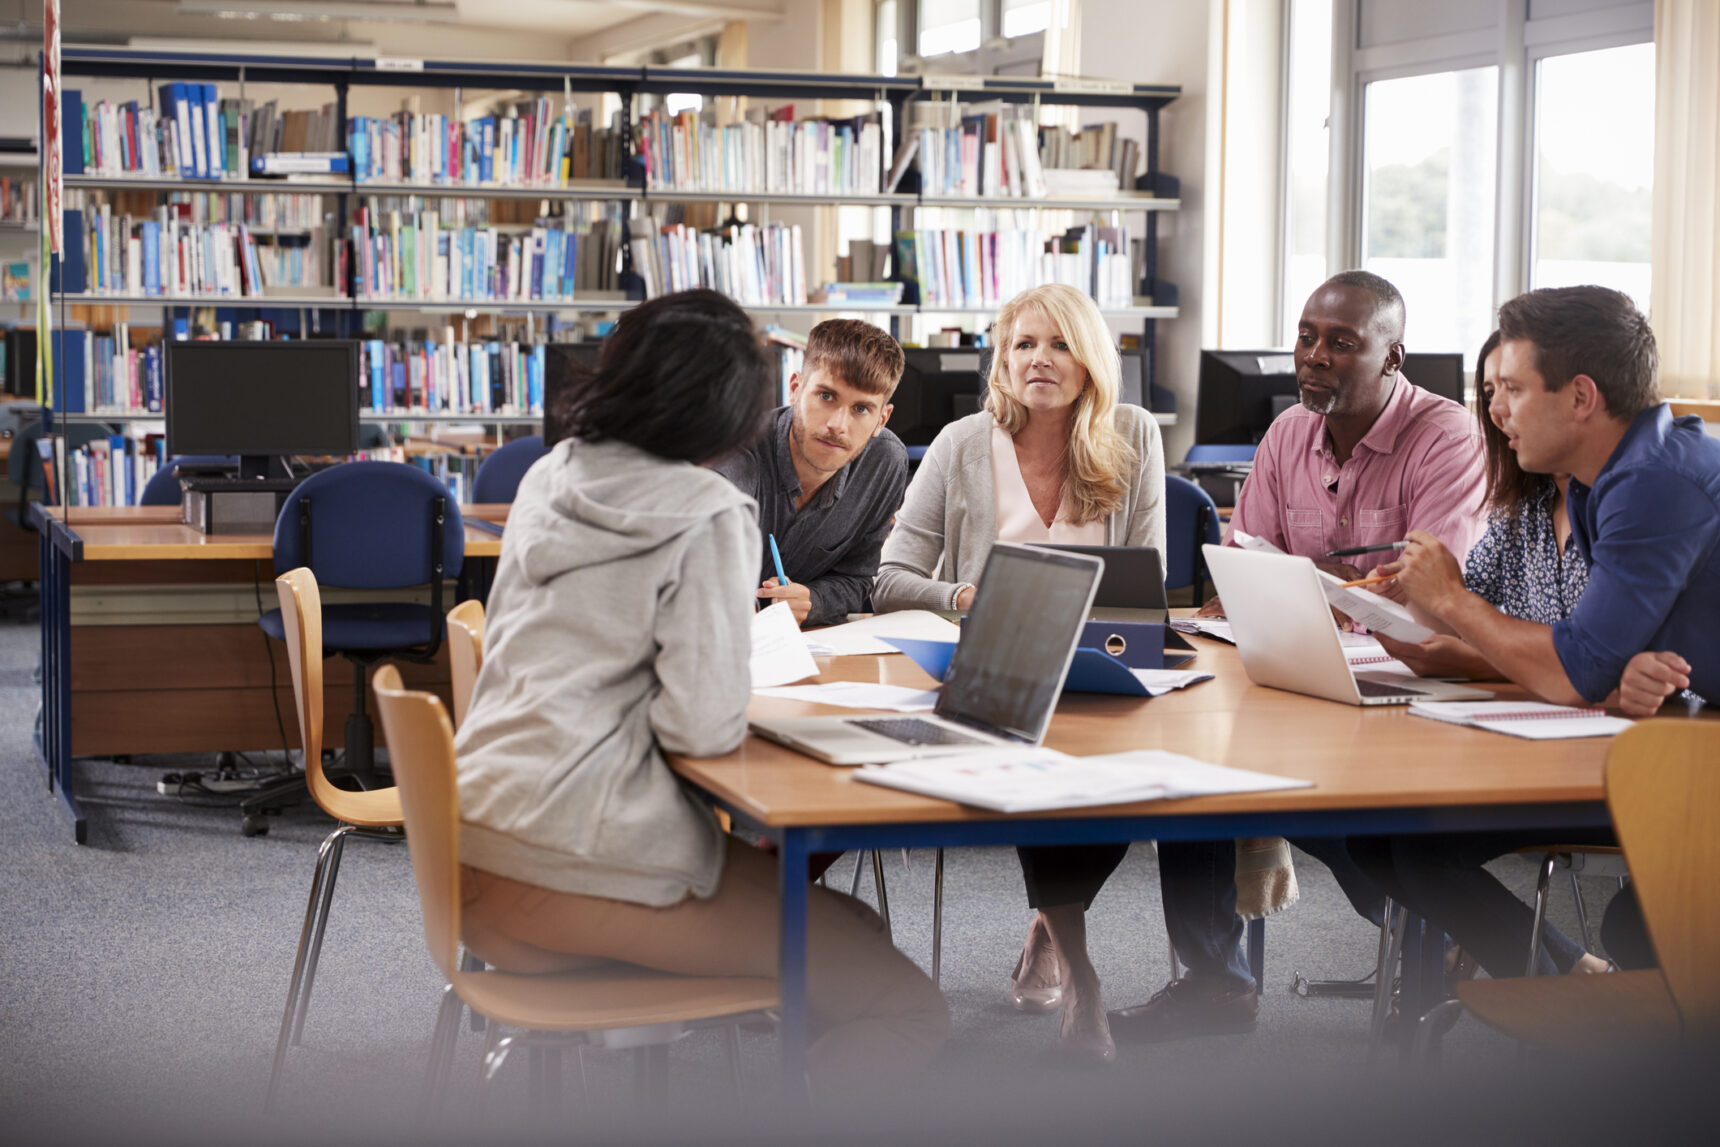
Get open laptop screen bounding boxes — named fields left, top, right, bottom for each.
left=936, top=544, right=1102, bottom=743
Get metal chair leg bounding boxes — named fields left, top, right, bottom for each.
left=1368, top=904, right=1409, bottom=1064
left=632, top=1044, right=669, bottom=1107
left=289, top=825, right=356, bottom=1045
left=932, top=847, right=945, bottom=986
left=848, top=850, right=865, bottom=898
left=1526, top=853, right=1557, bottom=977
left=723, top=1025, right=744, bottom=1108
left=459, top=949, right=487, bottom=1033
left=871, top=850, right=892, bottom=938
left=266, top=822, right=355, bottom=1109
left=1569, top=871, right=1594, bottom=953
left=419, top=981, right=466, bottom=1118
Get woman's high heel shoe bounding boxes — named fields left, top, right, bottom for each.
left=1055, top=997, right=1117, bottom=1066
left=1009, top=920, right=1063, bottom=1013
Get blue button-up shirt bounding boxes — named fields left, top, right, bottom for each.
left=1554, top=405, right=1720, bottom=704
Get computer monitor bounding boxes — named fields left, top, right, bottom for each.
left=542, top=341, right=605, bottom=449
left=1193, top=348, right=1299, bottom=445
left=1403, top=352, right=1465, bottom=404
left=165, top=340, right=358, bottom=480
left=889, top=347, right=989, bottom=448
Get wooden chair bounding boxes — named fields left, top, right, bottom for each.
left=1457, top=719, right=1720, bottom=1050
left=445, top=599, right=485, bottom=728
left=370, top=665, right=777, bottom=1112
left=265, top=568, right=407, bottom=1110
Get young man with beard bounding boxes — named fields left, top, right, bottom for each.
left=715, top=318, right=908, bottom=628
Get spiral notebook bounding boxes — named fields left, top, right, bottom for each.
left=1407, top=701, right=1634, bottom=740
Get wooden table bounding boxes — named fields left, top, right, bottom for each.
left=32, top=502, right=508, bottom=842
left=670, top=640, right=1636, bottom=1088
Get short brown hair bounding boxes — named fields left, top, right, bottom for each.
left=802, top=319, right=905, bottom=398
left=1497, top=286, right=1659, bottom=421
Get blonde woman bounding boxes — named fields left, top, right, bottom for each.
left=874, top=284, right=1166, bottom=1064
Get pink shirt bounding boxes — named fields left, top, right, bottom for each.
left=1223, top=378, right=1486, bottom=573
left=991, top=425, right=1106, bottom=545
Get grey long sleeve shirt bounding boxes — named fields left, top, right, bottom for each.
left=714, top=405, right=909, bottom=626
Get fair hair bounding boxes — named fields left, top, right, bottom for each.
left=984, top=284, right=1137, bottom=523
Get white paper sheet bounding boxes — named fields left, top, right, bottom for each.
left=802, top=610, right=964, bottom=656
left=749, top=601, right=819, bottom=688
left=854, top=748, right=1313, bottom=814
left=1316, top=571, right=1434, bottom=643
left=1408, top=701, right=1634, bottom=740
left=1129, top=669, right=1216, bottom=696
left=752, top=681, right=940, bottom=712
left=1168, top=618, right=1235, bottom=644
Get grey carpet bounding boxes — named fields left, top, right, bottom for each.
left=0, top=611, right=1673, bottom=1144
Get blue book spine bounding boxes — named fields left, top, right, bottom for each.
left=52, top=210, right=87, bottom=295
left=367, top=339, right=386, bottom=413
left=529, top=344, right=544, bottom=412
left=563, top=230, right=577, bottom=298
left=529, top=230, right=544, bottom=300
left=201, top=84, right=222, bottom=178
left=56, top=330, right=88, bottom=414
left=480, top=118, right=495, bottom=183
left=141, top=221, right=160, bottom=295
left=62, top=90, right=85, bottom=175
left=144, top=345, right=163, bottom=412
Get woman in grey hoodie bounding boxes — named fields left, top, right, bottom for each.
left=453, top=290, right=947, bottom=1086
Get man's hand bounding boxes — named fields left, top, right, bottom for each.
left=1196, top=595, right=1224, bottom=618
left=1375, top=632, right=1496, bottom=680
left=759, top=578, right=812, bottom=625
left=1618, top=650, right=1691, bottom=716
left=1377, top=530, right=1467, bottom=617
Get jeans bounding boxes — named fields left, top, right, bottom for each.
left=1157, top=839, right=1254, bottom=991
left=1347, top=829, right=1612, bottom=978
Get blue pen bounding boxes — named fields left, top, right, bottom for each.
left=768, top=534, right=790, bottom=586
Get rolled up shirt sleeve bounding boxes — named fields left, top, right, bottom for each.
left=1552, top=470, right=1720, bottom=702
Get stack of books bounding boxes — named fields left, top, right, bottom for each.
left=638, top=106, right=884, bottom=196
left=359, top=332, right=544, bottom=416
left=348, top=103, right=625, bottom=186
left=811, top=282, right=903, bottom=307
left=627, top=217, right=806, bottom=307
left=1, top=176, right=37, bottom=223
left=896, top=103, right=1048, bottom=198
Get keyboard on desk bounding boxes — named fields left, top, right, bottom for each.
left=848, top=717, right=987, bottom=747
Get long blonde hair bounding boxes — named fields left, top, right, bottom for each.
left=984, top=284, right=1137, bottom=523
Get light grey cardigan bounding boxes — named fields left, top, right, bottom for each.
left=873, top=407, right=1167, bottom=612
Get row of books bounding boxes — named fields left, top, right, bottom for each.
left=63, top=206, right=274, bottom=298
left=637, top=108, right=884, bottom=197
left=893, top=223, right=1140, bottom=311
left=44, top=327, right=157, bottom=414
left=411, top=450, right=481, bottom=506
left=360, top=336, right=544, bottom=416
left=349, top=103, right=626, bottom=186
left=41, top=434, right=164, bottom=508
left=895, top=112, right=1050, bottom=199
left=66, top=87, right=245, bottom=180
left=2, top=176, right=36, bottom=223
left=627, top=220, right=806, bottom=308
left=68, top=188, right=331, bottom=231
left=348, top=208, right=623, bottom=302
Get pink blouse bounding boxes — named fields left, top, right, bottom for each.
left=991, top=425, right=1106, bottom=545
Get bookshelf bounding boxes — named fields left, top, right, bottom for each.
left=43, top=48, right=1185, bottom=462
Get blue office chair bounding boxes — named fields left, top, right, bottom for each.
left=248, top=462, right=466, bottom=829
left=139, top=455, right=239, bottom=507
left=1183, top=443, right=1257, bottom=465
left=1164, top=474, right=1222, bottom=603
left=471, top=434, right=547, bottom=504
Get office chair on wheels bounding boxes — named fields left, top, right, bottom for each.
left=248, top=461, right=465, bottom=835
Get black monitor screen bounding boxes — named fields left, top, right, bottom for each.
left=1194, top=349, right=1299, bottom=445
left=166, top=340, right=358, bottom=459
left=1403, top=352, right=1465, bottom=404
left=890, top=347, right=988, bottom=447
left=542, top=341, right=605, bottom=449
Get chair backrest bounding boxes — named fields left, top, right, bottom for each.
left=1184, top=444, right=1257, bottom=465
left=139, top=455, right=238, bottom=507
left=445, top=599, right=486, bottom=728
left=273, top=460, right=465, bottom=587
left=372, top=663, right=463, bottom=981
left=472, top=435, right=548, bottom=504
left=275, top=567, right=348, bottom=813
left=1163, top=474, right=1222, bottom=591
left=1606, top=719, right=1720, bottom=1036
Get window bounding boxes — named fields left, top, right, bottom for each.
left=1280, top=0, right=1333, bottom=342
left=919, top=0, right=982, bottom=58
left=1530, top=42, right=1655, bottom=312
left=878, top=0, right=900, bottom=77
left=1001, top=0, right=1051, bottom=39
left=1360, top=66, right=1498, bottom=360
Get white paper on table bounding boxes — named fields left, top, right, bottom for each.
left=854, top=747, right=1313, bottom=814
left=1408, top=701, right=1634, bottom=740
left=1316, top=570, right=1434, bottom=643
left=749, top=601, right=819, bottom=688
left=1130, top=669, right=1216, bottom=696
left=753, top=681, right=940, bottom=712
left=801, top=610, right=963, bottom=656
left=1168, top=617, right=1235, bottom=644
left=1231, top=528, right=1285, bottom=555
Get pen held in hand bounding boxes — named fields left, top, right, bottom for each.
left=1325, top=540, right=1410, bottom=558
left=768, top=533, right=791, bottom=586
left=1340, top=573, right=1397, bottom=589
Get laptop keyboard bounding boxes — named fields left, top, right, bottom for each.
left=1356, top=677, right=1430, bottom=699
left=849, top=717, right=987, bottom=746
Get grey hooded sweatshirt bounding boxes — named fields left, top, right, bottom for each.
left=454, top=437, right=757, bottom=906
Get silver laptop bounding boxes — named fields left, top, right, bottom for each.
left=1032, top=543, right=1169, bottom=623
left=1202, top=545, right=1494, bottom=706
left=751, top=544, right=1103, bottom=765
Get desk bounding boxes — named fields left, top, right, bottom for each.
left=670, top=643, right=1630, bottom=1088
left=32, top=503, right=508, bottom=842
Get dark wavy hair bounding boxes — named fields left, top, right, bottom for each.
left=551, top=289, right=774, bottom=463
left=1474, top=329, right=1551, bottom=520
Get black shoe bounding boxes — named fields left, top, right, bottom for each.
left=1109, top=978, right=1259, bottom=1043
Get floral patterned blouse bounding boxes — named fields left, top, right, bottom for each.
left=1462, top=481, right=1589, bottom=623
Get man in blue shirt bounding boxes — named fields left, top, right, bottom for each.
left=1354, top=285, right=1719, bottom=981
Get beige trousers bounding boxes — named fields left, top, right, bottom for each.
left=459, top=836, right=948, bottom=1085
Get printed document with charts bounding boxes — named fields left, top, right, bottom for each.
left=854, top=747, right=1312, bottom=814
left=1230, top=530, right=1434, bottom=643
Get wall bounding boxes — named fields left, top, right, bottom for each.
left=1082, top=0, right=1214, bottom=461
